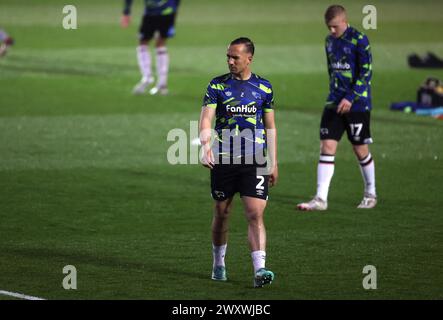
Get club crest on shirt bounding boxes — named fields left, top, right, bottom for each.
left=252, top=91, right=261, bottom=100
left=343, top=46, right=351, bottom=54
left=225, top=91, right=232, bottom=97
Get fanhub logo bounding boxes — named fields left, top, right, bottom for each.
left=226, top=104, right=257, bottom=114
left=331, top=61, right=351, bottom=70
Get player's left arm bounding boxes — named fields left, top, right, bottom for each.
left=340, top=34, right=372, bottom=113
left=263, top=106, right=278, bottom=187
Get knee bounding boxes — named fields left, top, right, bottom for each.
left=320, top=140, right=337, bottom=155
left=156, top=38, right=166, bottom=48
left=353, top=145, right=369, bottom=160
left=214, top=202, right=232, bottom=220
left=246, top=208, right=264, bottom=224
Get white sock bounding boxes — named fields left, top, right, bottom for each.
left=212, top=244, right=227, bottom=267
left=156, top=46, right=169, bottom=88
left=251, top=250, right=266, bottom=273
left=136, top=45, right=152, bottom=82
left=316, top=154, right=335, bottom=202
left=359, top=153, right=376, bottom=196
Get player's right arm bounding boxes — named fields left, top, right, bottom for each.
left=199, top=80, right=219, bottom=169
left=325, top=38, right=332, bottom=78
left=121, top=0, right=133, bottom=27
left=199, top=106, right=216, bottom=169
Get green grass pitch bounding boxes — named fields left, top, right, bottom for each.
left=0, top=0, right=442, bottom=300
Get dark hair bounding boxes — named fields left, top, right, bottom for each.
left=230, top=37, right=255, bottom=56
left=324, top=5, right=347, bottom=22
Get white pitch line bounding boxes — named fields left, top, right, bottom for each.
left=0, top=290, right=46, bottom=300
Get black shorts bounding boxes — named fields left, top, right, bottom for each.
left=210, top=164, right=269, bottom=201
left=320, top=108, right=373, bottom=145
left=139, top=14, right=176, bottom=41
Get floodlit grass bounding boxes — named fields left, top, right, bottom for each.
left=0, top=0, right=442, bottom=299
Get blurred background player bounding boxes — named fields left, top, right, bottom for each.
left=297, top=5, right=377, bottom=211
left=121, top=0, right=180, bottom=95
left=0, top=28, right=14, bottom=57
left=199, top=37, right=278, bottom=288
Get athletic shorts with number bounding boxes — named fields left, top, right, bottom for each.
left=210, top=163, right=269, bottom=201
left=320, top=108, right=373, bottom=145
left=139, top=14, right=176, bottom=41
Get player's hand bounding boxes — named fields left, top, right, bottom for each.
left=121, top=15, right=131, bottom=28
left=201, top=144, right=215, bottom=169
left=269, top=165, right=279, bottom=187
left=337, top=98, right=352, bottom=114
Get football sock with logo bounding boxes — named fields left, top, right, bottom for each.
left=136, top=45, right=152, bottom=82
left=212, top=243, right=227, bottom=267
left=359, top=153, right=376, bottom=196
left=156, top=46, right=169, bottom=88
left=251, top=250, right=266, bottom=273
left=316, top=154, right=335, bottom=202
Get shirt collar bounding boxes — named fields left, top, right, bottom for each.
left=339, top=24, right=351, bottom=39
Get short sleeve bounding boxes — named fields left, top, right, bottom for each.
left=202, top=80, right=218, bottom=109
left=262, top=83, right=274, bottom=113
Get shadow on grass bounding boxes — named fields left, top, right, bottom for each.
left=2, top=246, right=209, bottom=282
left=1, top=55, right=131, bottom=77
left=0, top=62, right=102, bottom=76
